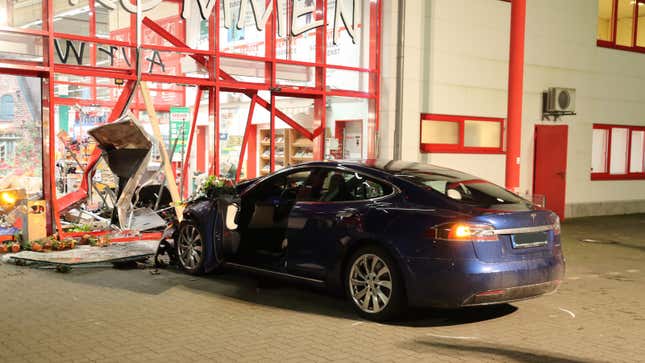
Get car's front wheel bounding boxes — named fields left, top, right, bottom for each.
left=346, top=246, right=404, bottom=321
left=176, top=221, right=205, bottom=275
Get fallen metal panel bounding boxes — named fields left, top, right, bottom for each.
left=88, top=114, right=154, bottom=227
left=2, top=241, right=157, bottom=266
left=128, top=208, right=167, bottom=231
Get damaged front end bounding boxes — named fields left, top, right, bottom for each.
left=155, top=193, right=241, bottom=271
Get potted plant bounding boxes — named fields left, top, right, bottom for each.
left=65, top=238, right=77, bottom=250
left=88, top=236, right=99, bottom=247
left=80, top=234, right=92, bottom=245
left=0, top=243, right=8, bottom=253
left=31, top=241, right=42, bottom=252
left=10, top=242, right=20, bottom=253
left=198, top=176, right=237, bottom=200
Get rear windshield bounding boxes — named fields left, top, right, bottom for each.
left=396, top=172, right=528, bottom=207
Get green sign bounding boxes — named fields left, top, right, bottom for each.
left=169, top=106, right=190, bottom=161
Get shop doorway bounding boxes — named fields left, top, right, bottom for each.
left=334, top=119, right=363, bottom=160
left=533, top=125, right=568, bottom=219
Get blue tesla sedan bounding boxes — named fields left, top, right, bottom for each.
left=165, top=160, right=565, bottom=321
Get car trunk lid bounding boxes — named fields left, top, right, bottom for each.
left=469, top=210, right=556, bottom=262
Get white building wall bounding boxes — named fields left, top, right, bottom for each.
left=380, top=0, right=645, bottom=217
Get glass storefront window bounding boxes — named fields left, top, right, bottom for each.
left=142, top=3, right=184, bottom=46
left=0, top=75, right=43, bottom=196
left=1, top=0, right=43, bottom=30
left=54, top=0, right=90, bottom=36
left=219, top=0, right=267, bottom=57
left=96, top=1, right=132, bottom=41
left=326, top=0, right=372, bottom=69
left=326, top=68, right=372, bottom=92
left=0, top=31, right=44, bottom=63
left=0, top=0, right=381, bottom=235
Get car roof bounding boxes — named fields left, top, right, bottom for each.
left=294, top=160, right=475, bottom=181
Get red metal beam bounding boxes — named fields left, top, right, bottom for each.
left=182, top=87, right=203, bottom=198
left=142, top=17, right=208, bottom=68
left=236, top=96, right=257, bottom=182
left=505, top=0, right=526, bottom=191
left=143, top=16, right=315, bottom=141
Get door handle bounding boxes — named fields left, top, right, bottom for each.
left=336, top=210, right=357, bottom=221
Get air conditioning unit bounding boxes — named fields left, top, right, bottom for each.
left=546, top=87, right=576, bottom=113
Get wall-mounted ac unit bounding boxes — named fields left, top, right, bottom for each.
left=546, top=87, right=576, bottom=113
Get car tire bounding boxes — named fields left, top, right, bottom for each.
left=175, top=221, right=205, bottom=275
left=345, top=245, right=405, bottom=322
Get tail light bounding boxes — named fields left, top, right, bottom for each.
left=552, top=215, right=561, bottom=236
left=431, top=222, right=499, bottom=242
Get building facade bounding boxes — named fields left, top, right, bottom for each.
left=381, top=0, right=645, bottom=218
left=0, top=0, right=643, bottom=234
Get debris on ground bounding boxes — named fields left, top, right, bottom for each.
left=1, top=240, right=158, bottom=270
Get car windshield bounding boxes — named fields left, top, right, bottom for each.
left=396, top=171, right=527, bottom=207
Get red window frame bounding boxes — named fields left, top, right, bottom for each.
left=419, top=114, right=505, bottom=154
left=591, top=123, right=645, bottom=180
left=597, top=0, right=645, bottom=54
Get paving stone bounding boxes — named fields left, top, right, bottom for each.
left=1, top=214, right=645, bottom=362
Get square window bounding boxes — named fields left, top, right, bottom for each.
left=464, top=120, right=501, bottom=148
left=420, top=114, right=504, bottom=153
left=421, top=120, right=459, bottom=145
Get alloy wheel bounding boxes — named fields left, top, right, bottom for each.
left=177, top=224, right=203, bottom=270
left=348, top=253, right=393, bottom=314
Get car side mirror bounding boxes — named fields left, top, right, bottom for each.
left=447, top=189, right=462, bottom=200
left=225, top=204, right=239, bottom=230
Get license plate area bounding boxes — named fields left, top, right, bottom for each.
left=511, top=231, right=548, bottom=249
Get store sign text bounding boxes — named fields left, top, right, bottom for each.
left=68, top=0, right=360, bottom=45
left=54, top=39, right=167, bottom=73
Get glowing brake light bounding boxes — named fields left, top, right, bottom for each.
left=432, top=222, right=499, bottom=242
left=553, top=215, right=561, bottom=236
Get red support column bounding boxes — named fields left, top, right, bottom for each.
left=313, top=0, right=326, bottom=160
left=236, top=97, right=256, bottom=182
left=247, top=124, right=257, bottom=179
left=181, top=87, right=203, bottom=198
left=505, top=0, right=526, bottom=192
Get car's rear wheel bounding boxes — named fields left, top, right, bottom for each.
left=176, top=222, right=205, bottom=275
left=346, top=246, right=404, bottom=321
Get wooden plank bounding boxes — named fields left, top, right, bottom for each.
left=139, top=81, right=184, bottom=221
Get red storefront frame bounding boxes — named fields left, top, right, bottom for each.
left=0, top=0, right=382, bottom=236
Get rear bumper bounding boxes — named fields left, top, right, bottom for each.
left=402, top=254, right=565, bottom=308
left=461, top=280, right=560, bottom=306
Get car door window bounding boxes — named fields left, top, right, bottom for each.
left=318, top=169, right=392, bottom=202
left=296, top=169, right=327, bottom=202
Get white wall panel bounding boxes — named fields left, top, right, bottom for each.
left=380, top=0, right=645, bottom=215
